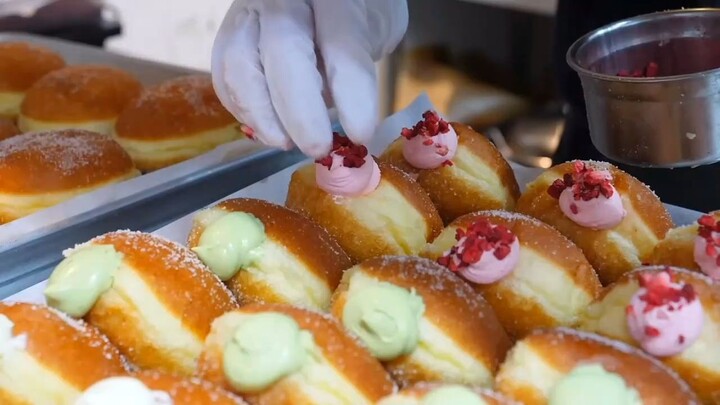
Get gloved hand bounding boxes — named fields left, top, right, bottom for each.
left=212, top=0, right=408, bottom=158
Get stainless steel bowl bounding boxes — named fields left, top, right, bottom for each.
left=567, top=8, right=720, bottom=168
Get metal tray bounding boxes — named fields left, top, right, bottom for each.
left=0, top=33, right=305, bottom=294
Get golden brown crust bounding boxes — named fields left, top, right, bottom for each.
left=21, top=65, right=142, bottom=121
left=423, top=211, right=601, bottom=338
left=496, top=328, right=699, bottom=405
left=134, top=371, right=246, bottom=405
left=0, top=130, right=138, bottom=195
left=0, top=119, right=20, bottom=141
left=516, top=160, right=673, bottom=285
left=650, top=211, right=720, bottom=272
left=0, top=42, right=65, bottom=92
left=196, top=304, right=395, bottom=404
left=115, top=75, right=239, bottom=140
left=285, top=161, right=442, bottom=263
left=85, top=231, right=238, bottom=372
left=0, top=302, right=129, bottom=389
left=188, top=198, right=352, bottom=304
left=390, top=383, right=519, bottom=404
left=380, top=123, right=520, bottom=224
left=331, top=256, right=512, bottom=386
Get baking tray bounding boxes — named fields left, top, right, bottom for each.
left=0, top=33, right=306, bottom=290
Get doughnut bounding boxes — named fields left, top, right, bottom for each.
left=18, top=65, right=142, bottom=135
left=0, top=302, right=129, bottom=405
left=0, top=118, right=20, bottom=141
left=495, top=328, right=699, bottom=405
left=0, top=130, right=140, bottom=223
left=43, top=230, right=238, bottom=376
left=115, top=75, right=249, bottom=172
left=578, top=266, right=720, bottom=403
left=76, top=371, right=246, bottom=405
left=0, top=42, right=65, bottom=119
left=196, top=303, right=395, bottom=405
left=377, top=383, right=520, bottom=405
left=187, top=198, right=352, bottom=310
left=380, top=110, right=520, bottom=223
left=286, top=133, right=443, bottom=263
left=516, top=160, right=673, bottom=285
left=330, top=256, right=511, bottom=388
left=422, top=210, right=602, bottom=338
left=650, top=211, right=720, bottom=280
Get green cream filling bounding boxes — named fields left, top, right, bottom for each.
left=549, top=364, right=643, bottom=405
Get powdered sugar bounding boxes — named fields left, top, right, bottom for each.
left=131, top=75, right=225, bottom=117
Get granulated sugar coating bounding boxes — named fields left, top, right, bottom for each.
left=0, top=130, right=137, bottom=193
left=135, top=370, right=247, bottom=404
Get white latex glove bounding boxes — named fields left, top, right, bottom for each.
left=212, top=0, right=408, bottom=158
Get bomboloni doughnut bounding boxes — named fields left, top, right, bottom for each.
left=115, top=75, right=250, bottom=172
left=196, top=303, right=395, bottom=405
left=0, top=42, right=65, bottom=118
left=578, top=266, right=720, bottom=403
left=377, top=383, right=520, bottom=405
left=0, top=129, right=140, bottom=223
left=286, top=133, right=443, bottom=263
left=43, top=230, right=238, bottom=376
left=0, top=118, right=20, bottom=141
left=380, top=110, right=520, bottom=223
left=516, top=160, right=673, bottom=285
left=18, top=65, right=142, bottom=135
left=650, top=211, right=720, bottom=280
left=187, top=198, right=352, bottom=310
left=76, top=371, right=246, bottom=405
left=422, top=210, right=601, bottom=337
left=495, top=328, right=699, bottom=405
left=330, top=256, right=511, bottom=388
left=0, top=302, right=129, bottom=405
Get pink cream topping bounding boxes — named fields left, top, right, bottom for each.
left=315, top=133, right=380, bottom=197
left=693, top=215, right=720, bottom=279
left=400, top=110, right=458, bottom=169
left=547, top=161, right=626, bottom=229
left=626, top=270, right=704, bottom=357
left=437, top=219, right=520, bottom=284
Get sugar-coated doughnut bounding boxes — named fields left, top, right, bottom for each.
left=0, top=118, right=20, bottom=141
left=0, top=42, right=65, bottom=118
left=422, top=210, right=601, bottom=338
left=578, top=266, right=720, bottom=404
left=43, top=230, right=238, bottom=376
left=196, top=303, right=395, bottom=405
left=18, top=65, right=142, bottom=135
left=115, top=75, right=250, bottom=172
left=495, top=328, right=699, bottom=405
left=377, top=383, right=520, bottom=405
left=187, top=198, right=352, bottom=310
left=330, top=256, right=511, bottom=388
left=516, top=160, right=673, bottom=285
left=0, top=302, right=129, bottom=405
left=76, top=371, right=246, bottom=405
left=0, top=129, right=140, bottom=223
left=380, top=111, right=519, bottom=224
left=286, top=134, right=443, bottom=262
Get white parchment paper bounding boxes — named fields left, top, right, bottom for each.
left=5, top=93, right=702, bottom=303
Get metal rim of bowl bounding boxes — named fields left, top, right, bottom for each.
left=566, top=8, right=720, bottom=83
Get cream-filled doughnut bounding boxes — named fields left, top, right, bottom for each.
left=516, top=160, right=673, bottom=285
left=286, top=133, right=443, bottom=263
left=18, top=65, right=142, bottom=135
left=0, top=118, right=19, bottom=141
left=495, top=328, right=699, bottom=405
left=187, top=198, right=352, bottom=310
left=114, top=75, right=250, bottom=172
left=43, top=230, right=238, bottom=376
left=0, top=302, right=129, bottom=405
left=377, top=383, right=520, bottom=405
left=422, top=210, right=601, bottom=337
left=196, top=303, right=395, bottom=405
left=76, top=371, right=246, bottom=405
left=0, top=42, right=65, bottom=119
left=380, top=110, right=520, bottom=223
left=0, top=129, right=140, bottom=223
left=330, top=256, right=511, bottom=388
left=650, top=211, right=720, bottom=280
left=578, top=266, right=720, bottom=404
